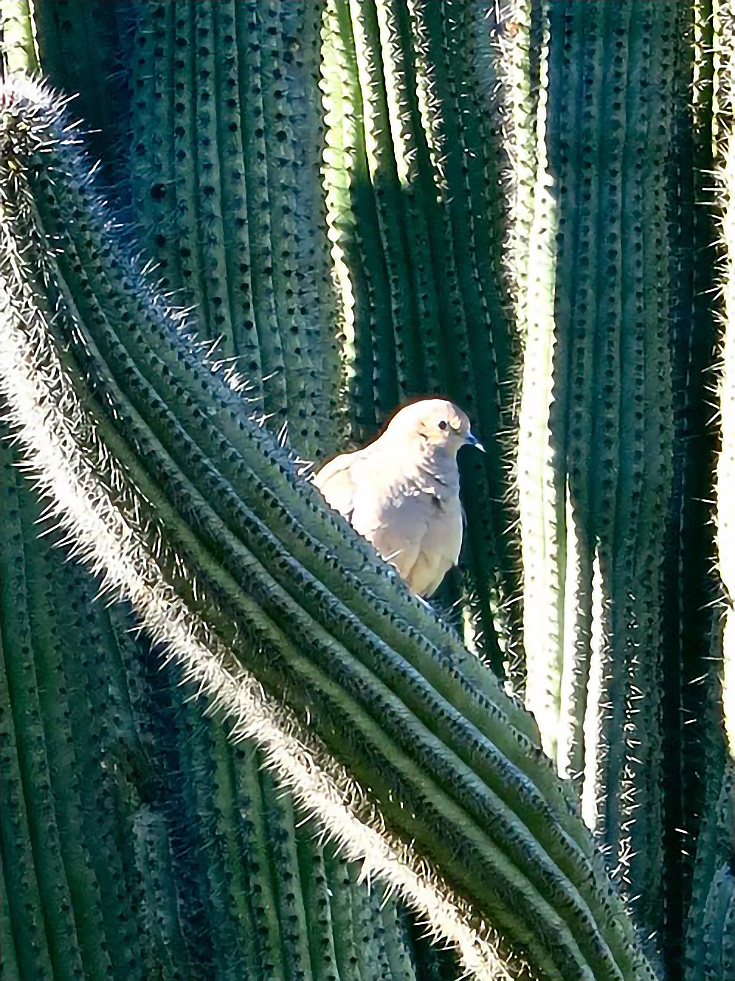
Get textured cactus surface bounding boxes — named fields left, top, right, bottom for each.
left=515, top=2, right=677, bottom=945
left=0, top=428, right=427, bottom=981
left=511, top=6, right=731, bottom=975
left=0, top=75, right=661, bottom=981
left=0, top=1, right=733, bottom=981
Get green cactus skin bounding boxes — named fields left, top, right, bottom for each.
left=515, top=2, right=686, bottom=945
left=0, top=432, right=428, bottom=981
left=0, top=79, right=660, bottom=981
left=11, top=1, right=130, bottom=187
left=657, top=2, right=725, bottom=968
left=496, top=0, right=544, bottom=340
left=713, top=0, right=735, bottom=145
left=716, top=17, right=735, bottom=771
left=0, top=0, right=38, bottom=75
left=704, top=91, right=735, bottom=981
left=684, top=760, right=734, bottom=981
left=0, top=441, right=146, bottom=981
left=126, top=0, right=343, bottom=463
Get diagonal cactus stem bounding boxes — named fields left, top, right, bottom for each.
left=0, top=77, right=659, bottom=981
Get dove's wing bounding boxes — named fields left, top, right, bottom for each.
left=312, top=449, right=364, bottom=522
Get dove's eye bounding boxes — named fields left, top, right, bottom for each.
left=438, top=420, right=448, bottom=431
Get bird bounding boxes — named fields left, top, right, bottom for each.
left=312, top=398, right=484, bottom=597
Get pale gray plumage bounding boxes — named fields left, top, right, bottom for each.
left=313, top=398, right=484, bottom=597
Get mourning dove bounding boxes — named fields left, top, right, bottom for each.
left=313, top=398, right=484, bottom=597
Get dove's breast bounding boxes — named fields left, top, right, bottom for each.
left=313, top=433, right=465, bottom=597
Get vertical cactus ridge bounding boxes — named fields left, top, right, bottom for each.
left=127, top=0, right=342, bottom=461
left=500, top=0, right=543, bottom=335
left=700, top=868, right=734, bottom=981
left=128, top=807, right=188, bottom=981
left=516, top=0, right=563, bottom=755
left=247, top=0, right=318, bottom=444
left=128, top=2, right=182, bottom=299
left=349, top=0, right=419, bottom=404
left=684, top=760, right=734, bottom=981
left=320, top=0, right=402, bottom=440
left=296, top=832, right=340, bottom=981
left=713, top=0, right=735, bottom=146
left=0, top=78, right=660, bottom=981
left=0, top=630, right=56, bottom=981
left=257, top=771, right=312, bottom=980
left=1, top=881, right=21, bottom=981
left=516, top=0, right=679, bottom=942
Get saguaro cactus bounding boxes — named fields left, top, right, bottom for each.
left=0, top=428, right=427, bottom=981
left=1, top=2, right=735, bottom=980
left=0, top=76, right=658, bottom=981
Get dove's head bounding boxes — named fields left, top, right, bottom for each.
left=384, top=398, right=485, bottom=455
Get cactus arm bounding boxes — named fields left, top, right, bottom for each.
left=0, top=79, right=661, bottom=981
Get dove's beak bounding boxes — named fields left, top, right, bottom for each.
left=465, top=431, right=485, bottom=453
